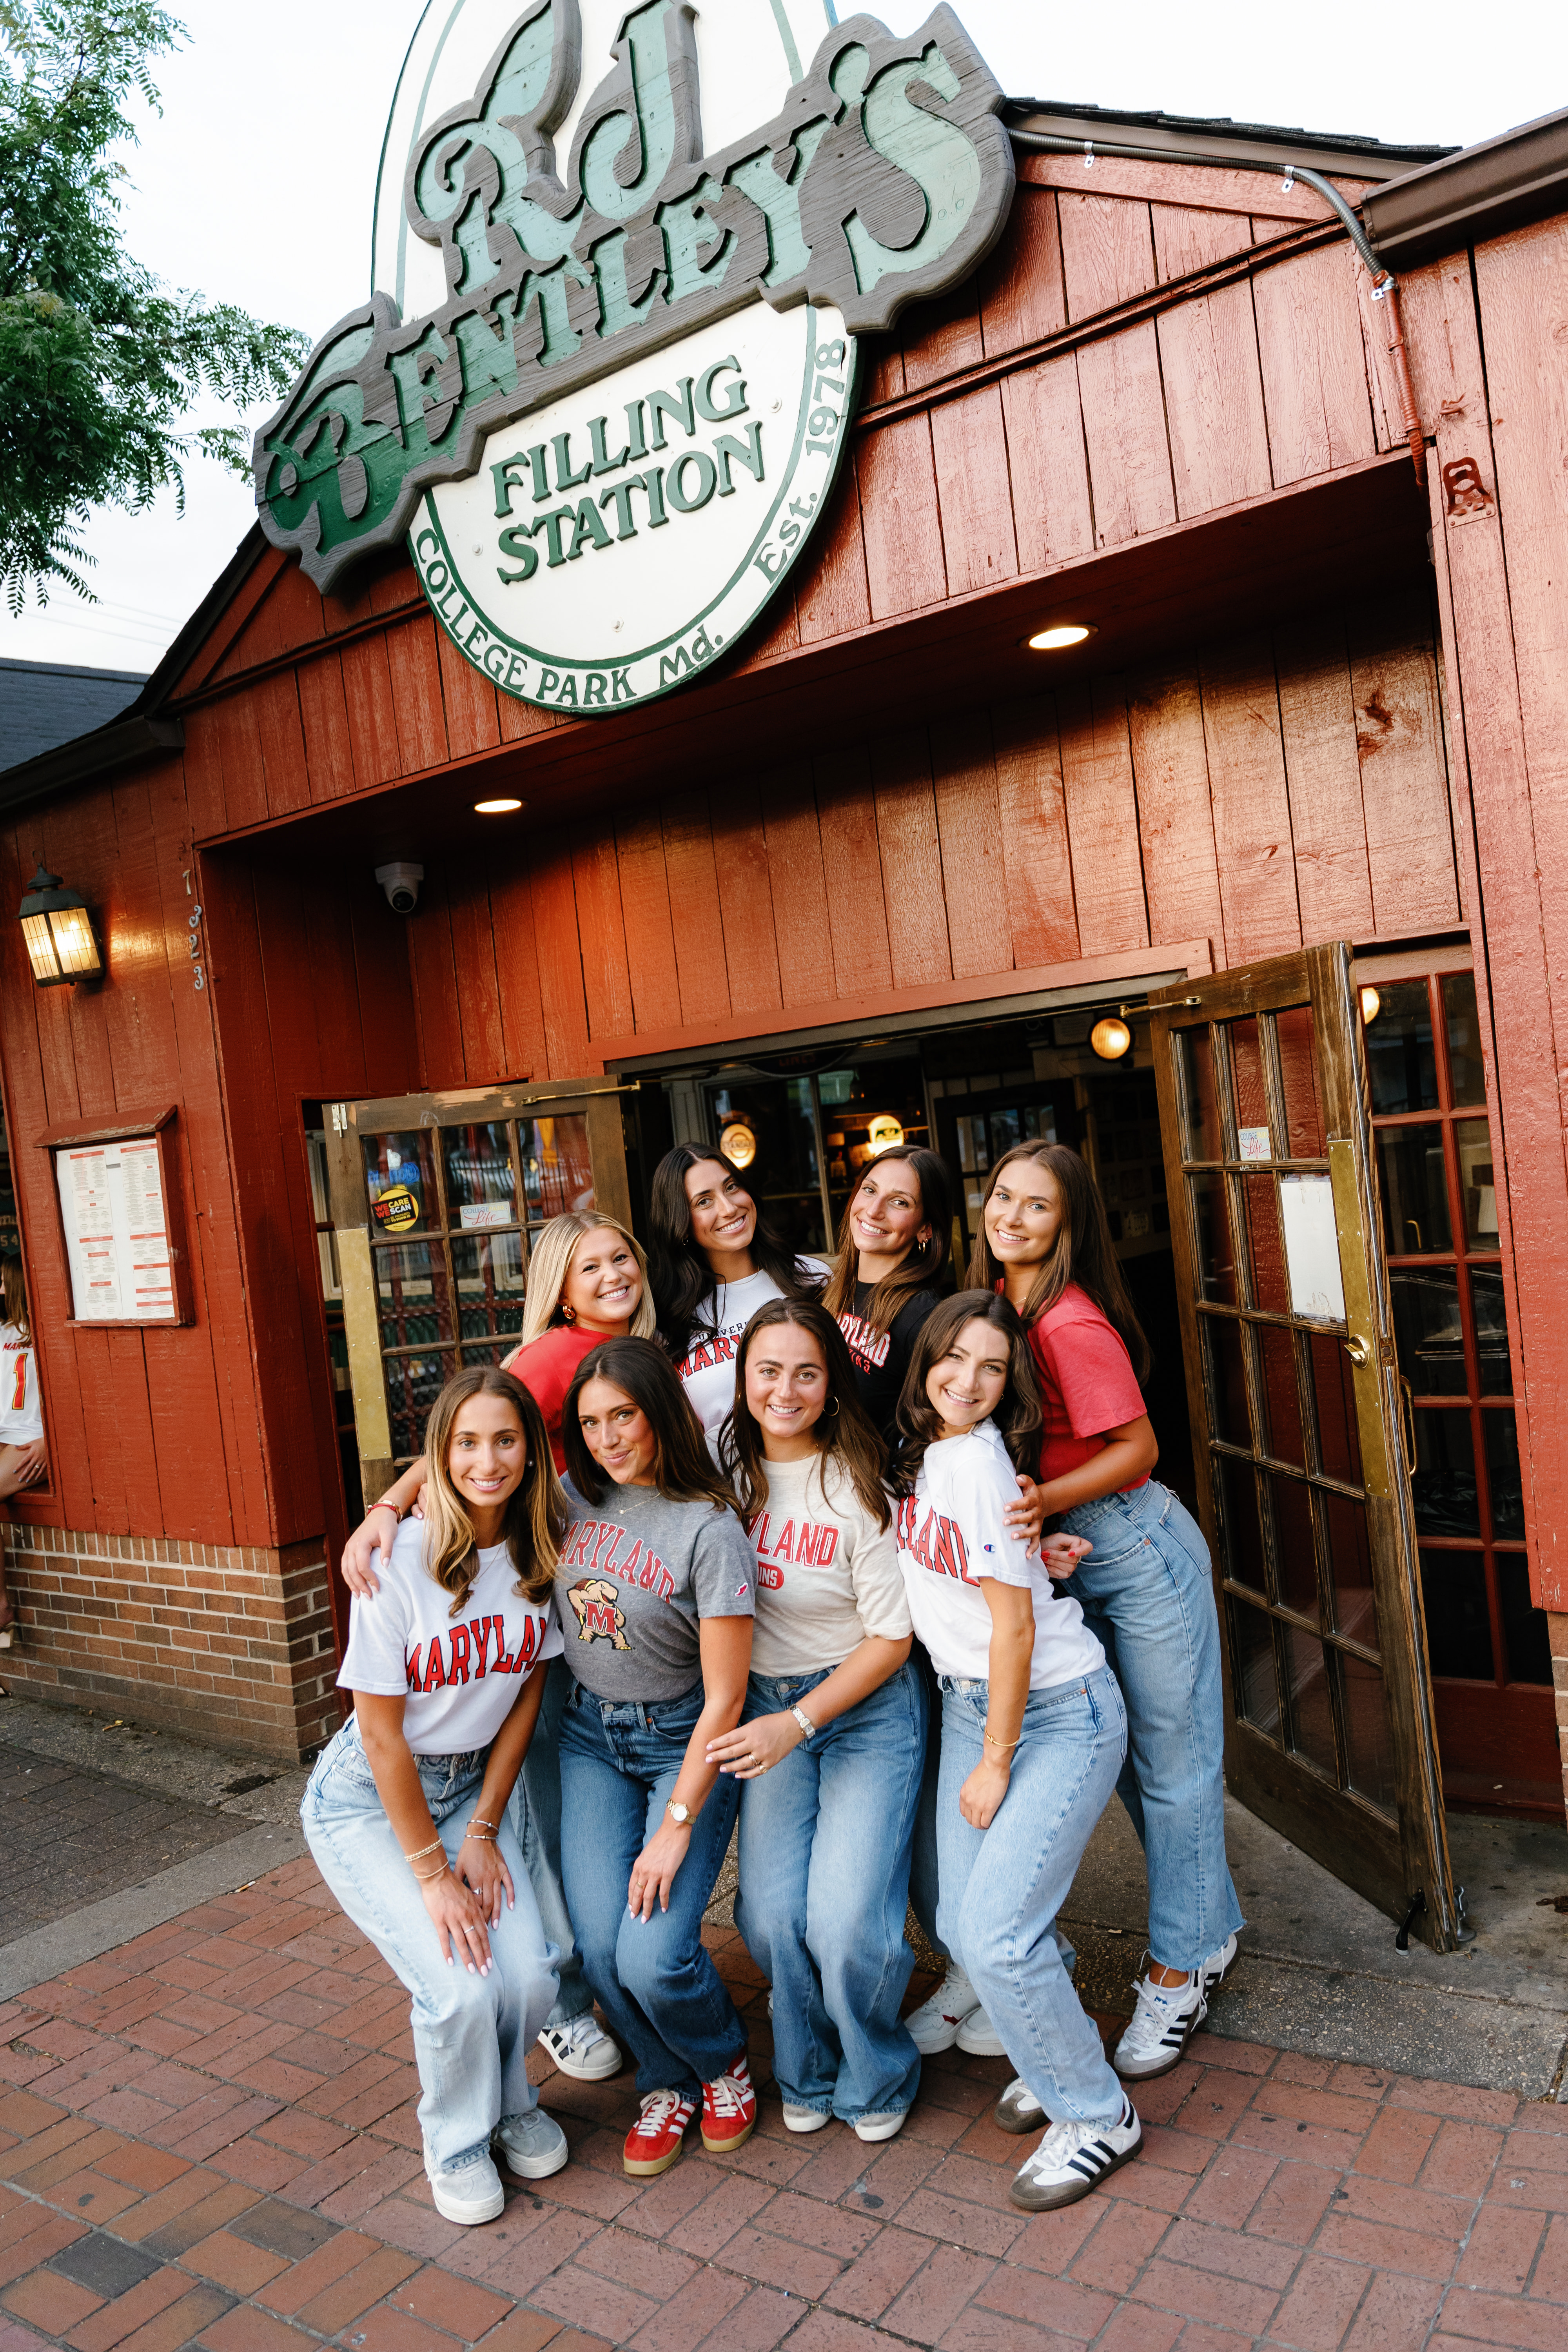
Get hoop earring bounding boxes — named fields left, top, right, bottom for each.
left=826, top=1396, right=840, bottom=1418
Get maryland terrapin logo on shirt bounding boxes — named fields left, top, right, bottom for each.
left=567, top=1577, right=632, bottom=1648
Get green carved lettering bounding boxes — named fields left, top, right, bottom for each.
left=589, top=414, right=632, bottom=473
left=599, top=477, right=643, bottom=540
left=497, top=521, right=539, bottom=582
left=694, top=357, right=747, bottom=421
left=715, top=421, right=764, bottom=494
left=648, top=377, right=695, bottom=449
left=491, top=454, right=532, bottom=517
left=570, top=495, right=614, bottom=555
left=551, top=430, right=593, bottom=492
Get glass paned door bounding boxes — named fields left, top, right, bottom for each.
left=323, top=1080, right=633, bottom=1506
left=1150, top=946, right=1458, bottom=1951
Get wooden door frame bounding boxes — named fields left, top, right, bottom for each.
left=1150, top=943, right=1458, bottom=1953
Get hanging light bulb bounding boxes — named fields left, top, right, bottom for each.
left=1090, top=1014, right=1133, bottom=1060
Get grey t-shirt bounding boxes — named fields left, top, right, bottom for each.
left=555, top=1475, right=756, bottom=1700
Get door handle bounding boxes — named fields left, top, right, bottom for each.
left=1343, top=1336, right=1370, bottom=1367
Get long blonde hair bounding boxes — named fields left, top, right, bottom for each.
left=519, top=1213, right=656, bottom=1345
left=420, top=1368, right=565, bottom=1617
left=1, top=1259, right=29, bottom=1344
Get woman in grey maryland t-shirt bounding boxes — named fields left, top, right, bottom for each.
left=554, top=1338, right=758, bottom=2183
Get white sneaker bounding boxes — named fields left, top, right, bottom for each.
left=494, top=2108, right=568, bottom=2180
left=426, top=2150, right=505, bottom=2224
left=993, top=2076, right=1045, bottom=2135
left=1201, top=1933, right=1238, bottom=1998
left=1113, top=1965, right=1208, bottom=2080
left=854, top=2110, right=907, bottom=2143
left=1009, top=2099, right=1142, bottom=2211
left=906, top=1966, right=985, bottom=2054
left=781, top=2102, right=831, bottom=2133
left=956, top=2008, right=1006, bottom=2057
left=538, top=2013, right=622, bottom=2081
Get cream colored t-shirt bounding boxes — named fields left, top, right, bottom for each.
left=746, top=1452, right=910, bottom=1677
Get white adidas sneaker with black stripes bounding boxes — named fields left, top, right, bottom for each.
left=1008, top=2098, right=1142, bottom=2211
left=1112, top=1966, right=1208, bottom=2079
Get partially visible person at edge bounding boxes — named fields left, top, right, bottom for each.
left=554, top=1337, right=758, bottom=2179
left=709, top=1300, right=922, bottom=2141
left=338, top=1211, right=655, bottom=2089
left=894, top=1291, right=1138, bottom=2215
left=961, top=1142, right=1245, bottom=2123
left=647, top=1145, right=828, bottom=1452
left=302, top=1367, right=570, bottom=2228
left=0, top=1255, right=47, bottom=1648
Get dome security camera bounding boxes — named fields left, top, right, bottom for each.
left=375, top=861, right=424, bottom=914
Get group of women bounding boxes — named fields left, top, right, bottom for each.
left=305, top=1130, right=1241, bottom=2229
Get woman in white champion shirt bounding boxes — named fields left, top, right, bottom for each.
left=302, top=1367, right=570, bottom=2230
left=648, top=1146, right=828, bottom=1451
left=894, top=1291, right=1141, bottom=2217
left=708, top=1300, right=921, bottom=2141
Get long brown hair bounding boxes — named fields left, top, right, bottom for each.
left=821, top=1149, right=952, bottom=1341
left=720, top=1299, right=891, bottom=1530
left=893, top=1290, right=1044, bottom=1492
left=965, top=1143, right=1151, bottom=1382
left=648, top=1145, right=823, bottom=1360
left=420, top=1367, right=565, bottom=1617
left=1, top=1258, right=29, bottom=1344
left=563, top=1335, right=741, bottom=1515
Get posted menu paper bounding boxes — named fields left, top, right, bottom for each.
left=55, top=1138, right=176, bottom=1322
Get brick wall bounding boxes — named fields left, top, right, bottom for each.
left=0, top=1522, right=343, bottom=1760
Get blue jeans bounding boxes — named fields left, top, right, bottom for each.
left=512, top=1656, right=595, bottom=2030
left=735, top=1663, right=924, bottom=2123
left=302, top=1721, right=559, bottom=2175
left=557, top=1679, right=744, bottom=2100
left=1062, top=1481, right=1245, bottom=1973
left=937, top=1668, right=1128, bottom=2129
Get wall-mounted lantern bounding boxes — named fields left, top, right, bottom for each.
left=1090, top=1013, right=1133, bottom=1061
left=19, top=867, right=103, bottom=987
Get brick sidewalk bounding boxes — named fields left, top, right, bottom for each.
left=0, top=1856, right=1563, bottom=2352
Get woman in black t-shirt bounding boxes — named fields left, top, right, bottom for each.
left=820, top=1149, right=952, bottom=1441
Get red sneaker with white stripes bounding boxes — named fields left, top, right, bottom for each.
left=622, top=2089, right=696, bottom=2177
left=701, top=2054, right=757, bottom=2154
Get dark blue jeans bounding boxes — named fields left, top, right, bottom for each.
left=558, top=1679, right=743, bottom=2100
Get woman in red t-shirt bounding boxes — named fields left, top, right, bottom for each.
left=969, top=1143, right=1243, bottom=2106
left=341, top=1211, right=657, bottom=2090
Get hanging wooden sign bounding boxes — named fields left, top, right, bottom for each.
left=252, top=0, right=1014, bottom=712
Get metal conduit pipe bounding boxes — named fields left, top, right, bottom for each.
left=1007, top=126, right=1427, bottom=486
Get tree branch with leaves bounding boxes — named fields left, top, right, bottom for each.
left=0, top=2, right=309, bottom=610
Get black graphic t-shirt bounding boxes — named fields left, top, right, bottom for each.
left=838, top=1282, right=943, bottom=1440
left=554, top=1475, right=756, bottom=1702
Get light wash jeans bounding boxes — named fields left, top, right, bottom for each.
left=937, top=1666, right=1128, bottom=2129
left=1062, top=1481, right=1245, bottom=1973
left=512, top=1656, right=595, bottom=2029
left=557, top=1679, right=744, bottom=2100
left=302, top=1720, right=559, bottom=2175
left=735, top=1662, right=924, bottom=2123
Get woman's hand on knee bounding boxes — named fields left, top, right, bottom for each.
left=421, top=1864, right=495, bottom=1973
left=459, top=1834, right=515, bottom=1929
left=707, top=1711, right=800, bottom=1778
left=628, top=1820, right=692, bottom=1920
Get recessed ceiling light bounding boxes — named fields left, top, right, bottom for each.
left=1027, top=623, right=1096, bottom=651
left=474, top=797, right=524, bottom=814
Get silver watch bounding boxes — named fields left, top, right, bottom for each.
left=791, top=1705, right=817, bottom=1744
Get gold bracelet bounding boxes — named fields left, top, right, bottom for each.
left=404, top=1836, right=444, bottom=1863
left=413, top=1858, right=450, bottom=1882
left=983, top=1728, right=1020, bottom=1752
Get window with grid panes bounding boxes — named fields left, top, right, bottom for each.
left=1365, top=972, right=1548, bottom=1694
left=365, top=1114, right=593, bottom=1462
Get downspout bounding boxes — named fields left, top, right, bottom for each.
left=1008, top=127, right=1427, bottom=487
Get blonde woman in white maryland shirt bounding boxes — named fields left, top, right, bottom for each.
left=302, top=1367, right=570, bottom=2230
left=706, top=1299, right=921, bottom=2142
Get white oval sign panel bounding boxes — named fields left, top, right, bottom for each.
left=253, top=0, right=1014, bottom=715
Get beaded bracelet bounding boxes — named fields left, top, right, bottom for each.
left=405, top=1836, right=445, bottom=1864
left=413, top=1858, right=450, bottom=1882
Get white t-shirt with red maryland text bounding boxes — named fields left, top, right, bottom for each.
left=896, top=1419, right=1104, bottom=1690
left=337, top=1517, right=562, bottom=1754
left=673, top=1260, right=830, bottom=1452
left=746, top=1450, right=909, bottom=1677
left=0, top=1323, right=43, bottom=1445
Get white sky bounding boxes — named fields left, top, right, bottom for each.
left=4, top=0, right=1561, bottom=675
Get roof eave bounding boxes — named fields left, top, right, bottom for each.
left=1363, top=103, right=1568, bottom=267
